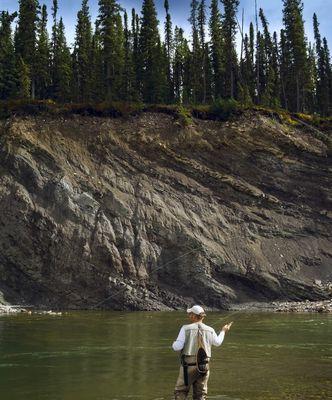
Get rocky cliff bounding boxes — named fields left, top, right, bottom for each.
left=0, top=111, right=331, bottom=310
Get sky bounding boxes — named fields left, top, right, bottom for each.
left=1, top=0, right=332, bottom=50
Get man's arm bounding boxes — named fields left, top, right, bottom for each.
left=212, top=330, right=225, bottom=346
left=212, top=322, right=233, bottom=347
left=172, top=326, right=185, bottom=351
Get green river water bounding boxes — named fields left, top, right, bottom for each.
left=0, top=311, right=331, bottom=400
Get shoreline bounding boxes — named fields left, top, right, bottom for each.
left=229, top=299, right=332, bottom=313
left=0, top=304, right=24, bottom=315
left=1, top=299, right=332, bottom=315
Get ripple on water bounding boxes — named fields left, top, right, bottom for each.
left=207, top=396, right=246, bottom=399
left=0, top=363, right=22, bottom=367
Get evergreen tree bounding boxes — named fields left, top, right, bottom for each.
left=73, top=0, right=93, bottom=102
left=156, top=36, right=168, bottom=103
left=247, top=22, right=256, bottom=101
left=97, top=0, right=124, bottom=101
left=307, top=42, right=317, bottom=113
left=35, top=4, right=51, bottom=99
left=51, top=0, right=58, bottom=95
left=313, top=13, right=322, bottom=53
left=122, top=11, right=136, bottom=101
left=259, top=9, right=279, bottom=107
left=271, top=31, right=281, bottom=107
left=198, top=0, right=207, bottom=103
left=239, top=33, right=253, bottom=105
left=249, top=22, right=255, bottom=70
left=17, top=56, right=31, bottom=98
left=255, top=31, right=266, bottom=103
left=220, top=0, right=240, bottom=99
left=282, top=0, right=309, bottom=112
left=189, top=0, right=209, bottom=103
left=51, top=0, right=58, bottom=52
left=279, top=28, right=291, bottom=110
left=322, top=37, right=332, bottom=115
left=131, top=9, right=140, bottom=99
left=313, top=13, right=331, bottom=115
left=204, top=42, right=213, bottom=103
left=189, top=0, right=200, bottom=103
left=182, top=40, right=192, bottom=104
left=139, top=0, right=163, bottom=103
left=0, top=11, right=18, bottom=100
left=313, top=13, right=322, bottom=112
left=209, top=0, right=224, bottom=99
left=239, top=22, right=256, bottom=102
left=15, top=0, right=39, bottom=99
left=173, top=26, right=184, bottom=103
left=164, top=0, right=173, bottom=102
left=52, top=17, right=72, bottom=101
left=90, top=21, right=104, bottom=102
left=173, top=26, right=191, bottom=104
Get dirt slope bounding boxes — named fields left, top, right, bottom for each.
left=0, top=111, right=331, bottom=310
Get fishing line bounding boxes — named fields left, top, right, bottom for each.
left=210, top=310, right=242, bottom=330
left=91, top=246, right=202, bottom=309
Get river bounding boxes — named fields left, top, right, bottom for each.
left=0, top=311, right=331, bottom=399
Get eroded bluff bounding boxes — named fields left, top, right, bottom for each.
left=0, top=112, right=331, bottom=310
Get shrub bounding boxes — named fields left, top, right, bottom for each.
left=209, top=98, right=241, bottom=120
left=0, top=99, right=58, bottom=118
left=175, top=105, right=193, bottom=127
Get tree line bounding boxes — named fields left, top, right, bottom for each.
left=0, top=0, right=331, bottom=116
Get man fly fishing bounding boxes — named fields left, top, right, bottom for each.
left=172, top=305, right=233, bottom=399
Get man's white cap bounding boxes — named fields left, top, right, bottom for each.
left=187, top=305, right=206, bottom=316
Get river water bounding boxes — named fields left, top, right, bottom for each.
left=0, top=311, right=331, bottom=400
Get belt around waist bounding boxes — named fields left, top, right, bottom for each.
left=183, top=355, right=211, bottom=359
left=182, top=357, right=210, bottom=366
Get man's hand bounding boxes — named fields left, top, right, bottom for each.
left=222, top=322, right=233, bottom=333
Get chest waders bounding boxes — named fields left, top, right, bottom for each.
left=181, top=327, right=209, bottom=386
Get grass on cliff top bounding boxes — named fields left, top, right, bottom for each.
left=0, top=98, right=331, bottom=132
left=0, top=98, right=241, bottom=122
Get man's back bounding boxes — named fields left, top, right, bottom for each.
left=173, top=321, right=224, bottom=357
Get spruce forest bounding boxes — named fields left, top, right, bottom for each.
left=0, top=0, right=331, bottom=116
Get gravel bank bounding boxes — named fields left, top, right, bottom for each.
left=0, top=304, right=24, bottom=315
left=230, top=299, right=332, bottom=313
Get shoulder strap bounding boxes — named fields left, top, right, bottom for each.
left=197, top=324, right=204, bottom=349
left=196, top=325, right=209, bottom=374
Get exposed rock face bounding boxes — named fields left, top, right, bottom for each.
left=0, top=112, right=331, bottom=310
